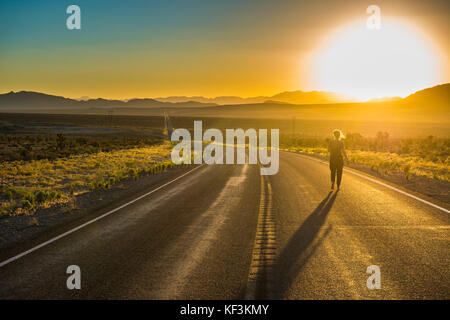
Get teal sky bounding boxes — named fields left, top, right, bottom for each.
left=0, top=0, right=448, bottom=99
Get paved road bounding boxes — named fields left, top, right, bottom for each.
left=0, top=152, right=449, bottom=299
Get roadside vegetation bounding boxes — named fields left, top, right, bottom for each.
left=0, top=134, right=161, bottom=161
left=0, top=135, right=174, bottom=216
left=1, top=124, right=448, bottom=216
left=281, top=132, right=450, bottom=182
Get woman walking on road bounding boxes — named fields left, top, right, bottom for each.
left=328, top=129, right=349, bottom=190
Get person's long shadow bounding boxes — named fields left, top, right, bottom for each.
left=272, top=191, right=338, bottom=299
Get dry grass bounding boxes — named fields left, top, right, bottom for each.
left=283, top=146, right=449, bottom=182
left=0, top=142, right=174, bottom=216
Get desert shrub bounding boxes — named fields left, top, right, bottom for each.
left=7, top=201, right=17, bottom=212
left=23, top=192, right=35, bottom=205
left=403, top=164, right=411, bottom=180
left=49, top=191, right=62, bottom=200
left=56, top=134, right=66, bottom=150
left=5, top=189, right=13, bottom=200
left=128, top=168, right=139, bottom=180
left=89, top=182, right=98, bottom=191
left=34, top=190, right=47, bottom=204
left=22, top=199, right=34, bottom=210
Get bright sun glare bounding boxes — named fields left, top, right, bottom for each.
left=311, top=19, right=442, bottom=100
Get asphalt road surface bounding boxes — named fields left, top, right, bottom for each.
left=0, top=151, right=449, bottom=299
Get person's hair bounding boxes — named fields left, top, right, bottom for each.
left=333, top=129, right=344, bottom=140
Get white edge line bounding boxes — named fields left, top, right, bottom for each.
left=288, top=152, right=450, bottom=214
left=0, top=165, right=204, bottom=268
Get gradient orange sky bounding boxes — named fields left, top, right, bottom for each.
left=0, top=0, right=448, bottom=99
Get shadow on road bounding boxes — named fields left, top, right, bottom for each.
left=272, top=190, right=338, bottom=299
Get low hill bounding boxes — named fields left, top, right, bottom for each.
left=0, top=91, right=216, bottom=109
left=155, top=90, right=354, bottom=105
left=402, top=83, right=450, bottom=110
left=268, top=90, right=354, bottom=104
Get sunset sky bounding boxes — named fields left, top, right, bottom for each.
left=0, top=0, right=448, bottom=100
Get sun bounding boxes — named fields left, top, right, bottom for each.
left=310, top=18, right=443, bottom=100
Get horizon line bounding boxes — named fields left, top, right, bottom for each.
left=2, top=82, right=448, bottom=103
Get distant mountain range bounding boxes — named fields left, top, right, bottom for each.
left=0, top=83, right=448, bottom=110
left=0, top=90, right=355, bottom=110
left=155, top=90, right=355, bottom=105
left=0, top=91, right=217, bottom=109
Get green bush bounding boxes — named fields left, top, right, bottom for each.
left=22, top=199, right=34, bottom=210
left=35, top=190, right=47, bottom=203
left=23, top=192, right=35, bottom=205
left=49, top=191, right=62, bottom=200
left=7, top=201, right=17, bottom=212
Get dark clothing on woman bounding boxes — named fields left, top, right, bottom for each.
left=328, top=140, right=345, bottom=187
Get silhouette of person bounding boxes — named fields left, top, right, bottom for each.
left=328, top=129, right=349, bottom=190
